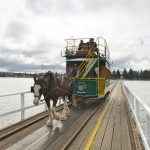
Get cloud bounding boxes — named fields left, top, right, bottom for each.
left=25, top=0, right=53, bottom=15
left=112, top=55, right=150, bottom=71
left=5, top=21, right=30, bottom=42
left=25, top=0, right=76, bottom=15
left=0, top=0, right=150, bottom=73
left=0, top=58, right=65, bottom=73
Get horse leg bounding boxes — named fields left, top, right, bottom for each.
left=45, top=100, right=54, bottom=126
left=65, top=96, right=71, bottom=116
left=60, top=96, right=68, bottom=120
left=52, top=99, right=60, bottom=120
left=68, top=94, right=77, bottom=107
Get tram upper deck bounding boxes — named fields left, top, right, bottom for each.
left=62, top=37, right=110, bottom=61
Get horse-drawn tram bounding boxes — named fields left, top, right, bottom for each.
left=62, top=37, right=111, bottom=100
left=1, top=37, right=145, bottom=150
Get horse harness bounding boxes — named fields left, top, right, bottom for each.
left=31, top=74, right=72, bottom=101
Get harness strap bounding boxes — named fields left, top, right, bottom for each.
left=40, top=75, right=72, bottom=101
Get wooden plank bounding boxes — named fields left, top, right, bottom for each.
left=3, top=107, right=79, bottom=150
left=111, top=89, right=121, bottom=150
left=69, top=99, right=110, bottom=150
left=0, top=117, right=48, bottom=150
left=120, top=84, right=132, bottom=150
left=90, top=83, right=119, bottom=150
left=2, top=82, right=138, bottom=150
left=46, top=105, right=98, bottom=150
left=99, top=92, right=118, bottom=149
left=90, top=96, right=116, bottom=150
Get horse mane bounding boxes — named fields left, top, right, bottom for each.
left=43, top=71, right=57, bottom=94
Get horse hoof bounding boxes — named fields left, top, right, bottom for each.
left=60, top=115, right=67, bottom=120
left=46, top=120, right=53, bottom=126
left=54, top=112, right=60, bottom=120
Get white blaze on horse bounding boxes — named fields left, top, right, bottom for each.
left=31, top=71, right=77, bottom=126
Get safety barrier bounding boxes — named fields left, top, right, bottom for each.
left=0, top=92, right=62, bottom=129
left=122, top=82, right=150, bottom=150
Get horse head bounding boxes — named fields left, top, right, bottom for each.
left=31, top=75, right=44, bottom=106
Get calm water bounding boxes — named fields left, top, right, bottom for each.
left=124, top=80, right=150, bottom=107
left=0, top=77, right=46, bottom=129
left=0, top=78, right=150, bottom=129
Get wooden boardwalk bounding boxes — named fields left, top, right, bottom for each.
left=90, top=81, right=141, bottom=150
left=0, top=81, right=142, bottom=150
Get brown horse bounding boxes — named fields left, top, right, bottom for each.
left=31, top=71, right=77, bottom=126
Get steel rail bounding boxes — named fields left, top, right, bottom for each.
left=59, top=83, right=117, bottom=150
left=0, top=82, right=117, bottom=144
left=0, top=104, right=68, bottom=141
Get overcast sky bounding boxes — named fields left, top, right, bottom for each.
left=0, top=0, right=150, bottom=73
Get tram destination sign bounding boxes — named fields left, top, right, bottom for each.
left=73, top=80, right=97, bottom=96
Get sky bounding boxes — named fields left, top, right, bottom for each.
left=0, top=0, right=150, bottom=73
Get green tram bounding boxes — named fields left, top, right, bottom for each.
left=62, top=37, right=111, bottom=100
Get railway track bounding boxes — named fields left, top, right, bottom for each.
left=0, top=82, right=117, bottom=150
left=0, top=104, right=68, bottom=141
left=54, top=83, right=117, bottom=150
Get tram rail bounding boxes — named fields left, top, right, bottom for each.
left=60, top=82, right=116, bottom=150
left=0, top=82, right=117, bottom=150
left=0, top=103, right=69, bottom=141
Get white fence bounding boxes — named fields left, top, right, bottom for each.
left=122, top=82, right=150, bottom=150
left=0, top=92, right=62, bottom=129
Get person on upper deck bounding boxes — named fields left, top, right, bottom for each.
left=78, top=40, right=84, bottom=50
left=87, top=38, right=98, bottom=51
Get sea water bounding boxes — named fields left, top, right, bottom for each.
left=0, top=77, right=46, bottom=129
left=0, top=78, right=150, bottom=129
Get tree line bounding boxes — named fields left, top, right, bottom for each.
left=0, top=72, right=64, bottom=78
left=111, top=68, right=150, bottom=80
left=0, top=72, right=35, bottom=78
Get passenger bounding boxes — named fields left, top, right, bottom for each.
left=78, top=40, right=84, bottom=50
left=68, top=64, right=78, bottom=77
left=87, top=38, right=98, bottom=52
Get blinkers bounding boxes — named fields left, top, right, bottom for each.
left=31, top=86, right=34, bottom=93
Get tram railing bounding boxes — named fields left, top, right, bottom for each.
left=122, top=82, right=150, bottom=150
left=0, top=92, right=62, bottom=129
left=64, top=37, right=109, bottom=59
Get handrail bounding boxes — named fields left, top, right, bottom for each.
left=0, top=91, right=30, bottom=97
left=122, top=82, right=150, bottom=150
left=64, top=37, right=109, bottom=58
left=0, top=91, right=46, bottom=120
left=0, top=91, right=62, bottom=129
left=75, top=51, right=96, bottom=78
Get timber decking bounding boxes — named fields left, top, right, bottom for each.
left=90, top=81, right=138, bottom=150
left=0, top=81, right=141, bottom=150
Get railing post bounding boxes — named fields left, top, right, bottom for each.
left=21, top=93, right=25, bottom=121
left=146, top=115, right=150, bottom=146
